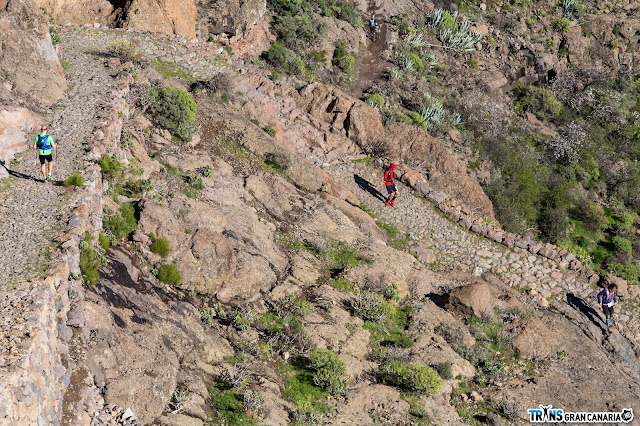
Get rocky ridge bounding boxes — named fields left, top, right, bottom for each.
left=3, top=3, right=640, bottom=426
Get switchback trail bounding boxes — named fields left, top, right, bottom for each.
left=350, top=0, right=391, bottom=99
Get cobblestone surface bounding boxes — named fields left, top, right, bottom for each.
left=328, top=162, right=640, bottom=341
left=0, top=28, right=116, bottom=287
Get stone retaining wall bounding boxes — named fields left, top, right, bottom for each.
left=399, top=167, right=609, bottom=287
left=0, top=72, right=131, bottom=425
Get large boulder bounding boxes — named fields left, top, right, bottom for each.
left=294, top=82, right=384, bottom=148
left=511, top=317, right=559, bottom=359
left=445, top=281, right=522, bottom=317
left=383, top=123, right=496, bottom=223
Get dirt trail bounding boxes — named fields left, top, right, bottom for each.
left=350, top=0, right=391, bottom=99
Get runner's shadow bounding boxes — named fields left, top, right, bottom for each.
left=354, top=174, right=386, bottom=202
left=0, top=160, right=44, bottom=183
left=566, top=292, right=604, bottom=326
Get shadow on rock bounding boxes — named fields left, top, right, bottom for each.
left=354, top=173, right=385, bottom=202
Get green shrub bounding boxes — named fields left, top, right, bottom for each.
left=612, top=236, right=632, bottom=258
left=396, top=112, right=413, bottom=124
left=98, top=155, right=122, bottom=178
left=440, top=11, right=457, bottom=30
left=366, top=93, right=384, bottom=109
left=265, top=41, right=307, bottom=76
left=578, top=200, right=607, bottom=232
left=209, top=380, right=259, bottom=425
left=279, top=362, right=331, bottom=424
left=272, top=14, right=326, bottom=50
left=608, top=263, right=638, bottom=285
left=79, top=234, right=101, bottom=286
left=63, top=174, right=85, bottom=187
left=433, top=361, right=453, bottom=380
left=103, top=203, right=137, bottom=242
left=379, top=360, right=442, bottom=394
left=407, top=52, right=424, bottom=72
left=157, top=263, right=182, bottom=285
left=406, top=111, right=428, bottom=130
left=332, top=40, right=355, bottom=78
left=146, top=87, right=197, bottom=141
left=551, top=18, right=572, bottom=33
left=265, top=150, right=291, bottom=171
left=108, top=39, right=142, bottom=63
left=150, top=237, right=171, bottom=257
left=262, top=124, right=277, bottom=138
left=524, top=86, right=563, bottom=121
left=322, top=241, right=371, bottom=272
left=308, top=348, right=348, bottom=396
left=98, top=232, right=110, bottom=250
left=328, top=278, right=354, bottom=292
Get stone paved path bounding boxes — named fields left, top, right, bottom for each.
left=0, top=28, right=115, bottom=287
left=327, top=162, right=640, bottom=339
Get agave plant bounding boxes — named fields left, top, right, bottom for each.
left=430, top=9, right=444, bottom=28
left=419, top=94, right=445, bottom=129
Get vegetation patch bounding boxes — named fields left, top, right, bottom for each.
left=209, top=379, right=259, bottom=425
left=149, top=235, right=171, bottom=257
left=278, top=361, right=332, bottom=424
left=63, top=173, right=85, bottom=187
left=145, top=87, right=197, bottom=141
left=103, top=202, right=137, bottom=243
left=378, top=359, right=442, bottom=394
left=156, top=263, right=182, bottom=285
left=79, top=234, right=104, bottom=286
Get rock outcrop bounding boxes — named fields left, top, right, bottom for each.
left=384, top=123, right=496, bottom=222
left=119, top=0, right=197, bottom=39
left=294, top=82, right=385, bottom=149
left=0, top=0, right=66, bottom=108
left=196, top=0, right=266, bottom=40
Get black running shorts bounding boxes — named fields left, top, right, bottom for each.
left=39, top=154, right=53, bottom=164
left=386, top=183, right=397, bottom=194
left=603, top=304, right=614, bottom=317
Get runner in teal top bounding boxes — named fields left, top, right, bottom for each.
left=33, top=126, right=57, bottom=181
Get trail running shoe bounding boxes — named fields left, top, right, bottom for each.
left=390, top=200, right=396, bottom=207
left=47, top=173, right=52, bottom=181
left=385, top=201, right=391, bottom=207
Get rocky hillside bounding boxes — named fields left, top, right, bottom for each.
left=2, top=0, right=640, bottom=424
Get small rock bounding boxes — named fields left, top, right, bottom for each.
left=471, top=390, right=483, bottom=401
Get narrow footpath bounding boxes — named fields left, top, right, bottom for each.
left=0, top=30, right=115, bottom=288
left=350, top=0, right=391, bottom=99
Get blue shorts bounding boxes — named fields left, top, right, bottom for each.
left=386, top=183, right=397, bottom=194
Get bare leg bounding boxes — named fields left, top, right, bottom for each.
left=48, top=160, right=54, bottom=176
left=40, top=163, right=47, bottom=179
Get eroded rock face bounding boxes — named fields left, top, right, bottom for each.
left=0, top=0, right=66, bottom=108
left=0, top=107, right=41, bottom=168
left=33, top=0, right=115, bottom=26
left=195, top=0, right=266, bottom=40
left=83, top=248, right=234, bottom=424
left=120, top=0, right=197, bottom=38
left=383, top=123, right=496, bottom=223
